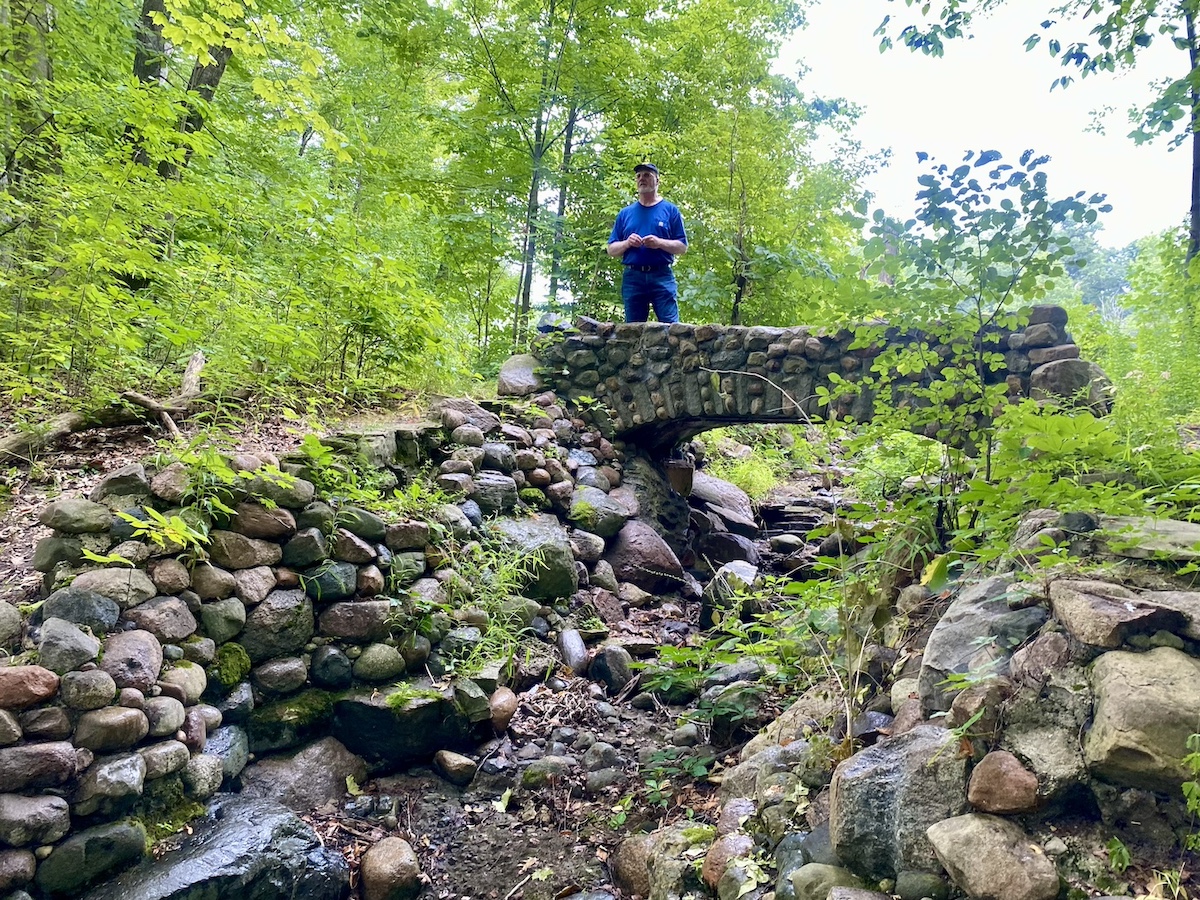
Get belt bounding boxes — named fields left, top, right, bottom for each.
left=626, top=265, right=670, bottom=273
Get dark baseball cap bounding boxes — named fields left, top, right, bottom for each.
left=634, top=162, right=659, bottom=174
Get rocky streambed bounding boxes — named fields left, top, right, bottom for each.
left=1, top=387, right=1199, bottom=900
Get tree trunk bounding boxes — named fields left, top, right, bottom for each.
left=159, top=45, right=232, bottom=179
left=129, top=0, right=168, bottom=167
left=546, top=105, right=577, bottom=307
left=5, top=0, right=58, bottom=187
left=1188, top=5, right=1200, bottom=263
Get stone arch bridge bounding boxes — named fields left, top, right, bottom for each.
left=498, top=305, right=1109, bottom=454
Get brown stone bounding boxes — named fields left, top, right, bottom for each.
left=702, top=832, right=754, bottom=889
left=208, top=530, right=283, bottom=570
left=230, top=501, right=296, bottom=539
left=74, top=707, right=149, bottom=752
left=0, top=848, right=34, bottom=892
left=0, top=666, right=59, bottom=710
left=489, top=686, right=518, bottom=732
left=717, top=797, right=757, bottom=836
left=0, top=742, right=78, bottom=791
left=360, top=837, right=423, bottom=900
left=968, top=750, right=1039, bottom=814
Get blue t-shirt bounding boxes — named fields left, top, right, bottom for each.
left=609, top=199, right=687, bottom=268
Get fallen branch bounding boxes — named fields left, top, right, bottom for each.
left=0, top=352, right=242, bottom=463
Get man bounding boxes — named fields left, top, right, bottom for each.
left=607, top=162, right=688, bottom=323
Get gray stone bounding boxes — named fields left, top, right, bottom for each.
left=1029, top=358, right=1112, bottom=414
left=160, top=661, right=207, bottom=705
left=497, top=354, right=543, bottom=397
left=19, top=705, right=70, bottom=740
left=337, top=506, right=387, bottom=542
left=570, top=530, right=606, bottom=563
left=139, top=740, right=190, bottom=781
left=43, top=586, right=120, bottom=633
left=190, top=562, right=236, bottom=600
left=124, top=595, right=197, bottom=643
left=241, top=736, right=367, bottom=812
left=558, top=629, right=589, bottom=674
left=492, top=514, right=578, bottom=600
left=282, top=527, right=329, bottom=568
left=701, top=560, right=759, bottom=628
left=1000, top=666, right=1093, bottom=799
left=99, top=630, right=163, bottom=691
left=70, top=568, right=157, bottom=609
left=37, top=617, right=101, bottom=674
left=790, top=864, right=863, bottom=900
left=253, top=657, right=309, bottom=694
left=199, top=596, right=246, bottom=645
left=1049, top=578, right=1184, bottom=648
left=232, top=565, right=276, bottom=605
left=830, top=724, right=968, bottom=880
left=243, top=473, right=317, bottom=509
left=205, top=725, right=250, bottom=779
left=0, top=603, right=20, bottom=650
left=60, top=669, right=117, bottom=710
left=209, top=531, right=282, bottom=570
left=148, top=558, right=190, bottom=594
left=568, top=486, right=630, bottom=539
left=927, top=814, right=1059, bottom=900
left=318, top=600, right=392, bottom=643
left=474, top=472, right=519, bottom=513
left=74, top=707, right=149, bottom=752
left=353, top=643, right=406, bottom=681
left=182, top=754, right=225, bottom=800
left=39, top=498, right=113, bottom=533
left=301, top=561, right=358, bottom=601
left=434, top=749, right=477, bottom=786
left=590, top=644, right=634, bottom=694
left=0, top=742, right=76, bottom=792
left=77, top=795, right=345, bottom=899
left=0, top=711, right=18, bottom=745
left=311, top=645, right=353, bottom=689
left=72, top=752, right=146, bottom=816
left=36, top=820, right=146, bottom=895
left=239, top=590, right=314, bottom=662
left=0, top=793, right=70, bottom=847
left=230, top=501, right=296, bottom=539
left=919, top=575, right=1046, bottom=714
left=144, top=696, right=187, bottom=737
left=89, top=464, right=149, bottom=502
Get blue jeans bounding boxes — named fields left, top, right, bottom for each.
left=622, top=267, right=679, bottom=323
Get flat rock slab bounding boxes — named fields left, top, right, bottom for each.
left=79, top=794, right=347, bottom=900
left=1049, top=579, right=1186, bottom=648
left=1100, top=516, right=1200, bottom=562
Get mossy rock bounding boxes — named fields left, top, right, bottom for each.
left=135, top=774, right=207, bottom=846
left=248, top=689, right=335, bottom=753
left=519, top=488, right=551, bottom=511
left=207, top=642, right=251, bottom=689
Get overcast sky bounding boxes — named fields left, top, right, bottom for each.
left=781, top=2, right=1189, bottom=247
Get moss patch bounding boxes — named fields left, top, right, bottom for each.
left=207, top=642, right=251, bottom=688
left=134, top=775, right=207, bottom=847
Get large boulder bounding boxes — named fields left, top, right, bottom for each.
left=1084, top=646, right=1200, bottom=792
left=332, top=686, right=483, bottom=767
left=1029, top=358, right=1111, bottom=415
left=690, top=471, right=754, bottom=522
left=239, top=590, right=314, bottom=663
left=927, top=814, right=1058, bottom=900
left=37, top=820, right=147, bottom=896
left=491, top=515, right=578, bottom=601
left=829, top=724, right=968, bottom=880
left=919, top=576, right=1046, bottom=714
left=241, top=737, right=366, bottom=812
left=79, top=795, right=347, bottom=900
left=603, top=520, right=685, bottom=595
left=496, top=354, right=543, bottom=397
